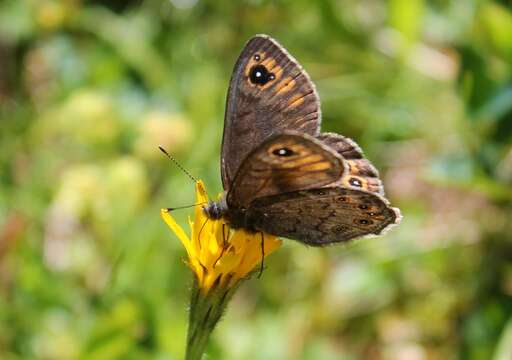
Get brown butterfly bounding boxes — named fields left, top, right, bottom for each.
left=204, top=34, right=401, bottom=246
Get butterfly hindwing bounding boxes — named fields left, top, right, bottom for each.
left=221, top=35, right=321, bottom=190
left=246, top=187, right=401, bottom=246
left=317, top=132, right=384, bottom=195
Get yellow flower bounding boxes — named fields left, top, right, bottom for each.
left=161, top=181, right=282, bottom=360
left=161, top=181, right=282, bottom=292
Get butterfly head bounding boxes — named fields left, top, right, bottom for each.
left=202, top=198, right=228, bottom=220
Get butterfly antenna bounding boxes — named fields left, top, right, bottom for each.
left=166, top=203, right=207, bottom=212
left=159, top=146, right=212, bottom=212
left=158, top=146, right=199, bottom=184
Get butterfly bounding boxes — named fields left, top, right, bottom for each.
left=203, top=34, right=401, bottom=246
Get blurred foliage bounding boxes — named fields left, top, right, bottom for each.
left=0, top=0, right=511, bottom=359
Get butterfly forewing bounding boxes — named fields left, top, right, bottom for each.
left=221, top=35, right=321, bottom=190
left=246, top=188, right=401, bottom=246
left=226, top=132, right=345, bottom=208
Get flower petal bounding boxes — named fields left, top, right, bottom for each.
left=192, top=181, right=210, bottom=253
left=161, top=209, right=194, bottom=256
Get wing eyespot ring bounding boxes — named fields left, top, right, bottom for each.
left=357, top=219, right=372, bottom=225
left=249, top=65, right=275, bottom=85
left=333, top=225, right=349, bottom=233
left=349, top=177, right=363, bottom=187
left=272, top=147, right=295, bottom=157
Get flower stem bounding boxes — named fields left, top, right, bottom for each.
left=185, top=277, right=238, bottom=360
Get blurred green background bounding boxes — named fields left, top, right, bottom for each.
left=1, top=0, right=512, bottom=359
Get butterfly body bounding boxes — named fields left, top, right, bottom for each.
left=205, top=35, right=401, bottom=246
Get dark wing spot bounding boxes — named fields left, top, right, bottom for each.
left=253, top=54, right=261, bottom=61
left=337, top=196, right=347, bottom=202
left=272, top=147, right=295, bottom=157
left=249, top=65, right=275, bottom=85
left=349, top=177, right=362, bottom=187
left=333, top=225, right=349, bottom=233
left=358, top=204, right=368, bottom=210
left=357, top=219, right=372, bottom=225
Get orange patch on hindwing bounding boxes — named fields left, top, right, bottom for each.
left=343, top=175, right=368, bottom=191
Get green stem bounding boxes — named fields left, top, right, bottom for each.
left=185, top=277, right=238, bottom=360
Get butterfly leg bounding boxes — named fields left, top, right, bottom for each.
left=257, top=232, right=265, bottom=278
left=197, top=218, right=209, bottom=250
left=214, top=223, right=228, bottom=267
